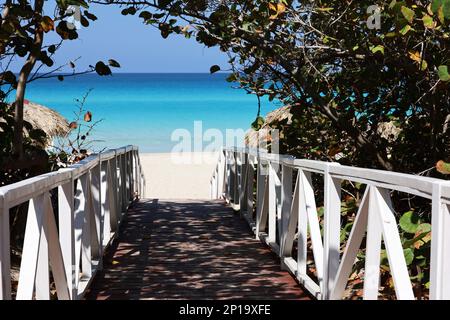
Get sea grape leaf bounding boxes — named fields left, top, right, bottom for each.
left=95, top=61, right=112, bottom=76
left=210, top=65, right=221, bottom=74
left=401, top=6, right=415, bottom=23
left=399, top=211, right=420, bottom=233
left=438, top=65, right=450, bottom=81
left=108, top=59, right=121, bottom=68
left=403, top=248, right=414, bottom=265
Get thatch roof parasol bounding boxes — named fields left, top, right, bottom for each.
left=23, top=100, right=69, bottom=139
left=1, top=100, right=69, bottom=146
left=245, top=105, right=292, bottom=148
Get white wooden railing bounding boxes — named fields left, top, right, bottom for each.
left=0, top=145, right=145, bottom=300
left=210, top=147, right=450, bottom=300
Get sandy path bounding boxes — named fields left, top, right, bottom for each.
left=139, top=152, right=220, bottom=200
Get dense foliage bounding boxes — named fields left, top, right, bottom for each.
left=94, top=0, right=450, bottom=174
left=1, top=0, right=117, bottom=164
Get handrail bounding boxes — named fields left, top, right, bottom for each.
left=211, top=146, right=450, bottom=300
left=0, top=145, right=146, bottom=300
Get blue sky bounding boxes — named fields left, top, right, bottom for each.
left=10, top=3, right=228, bottom=73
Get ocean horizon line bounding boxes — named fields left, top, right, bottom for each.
left=15, top=72, right=232, bottom=76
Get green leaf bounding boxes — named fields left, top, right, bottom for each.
left=251, top=116, right=265, bottom=130
left=370, top=45, right=384, bottom=55
left=399, top=24, right=412, bottom=35
left=403, top=248, right=414, bottom=265
left=389, top=0, right=397, bottom=10
left=403, top=223, right=432, bottom=248
left=210, top=65, right=221, bottom=74
left=444, top=0, right=450, bottom=19
left=438, top=65, right=450, bottom=81
left=317, top=206, right=324, bottom=217
left=436, top=160, right=450, bottom=173
left=416, top=223, right=431, bottom=234
left=399, top=211, right=420, bottom=233
left=422, top=14, right=435, bottom=29
left=432, top=0, right=443, bottom=13
left=401, top=6, right=415, bottom=23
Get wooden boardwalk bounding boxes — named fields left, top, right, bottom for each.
left=86, top=199, right=310, bottom=300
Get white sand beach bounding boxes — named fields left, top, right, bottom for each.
left=139, top=152, right=220, bottom=199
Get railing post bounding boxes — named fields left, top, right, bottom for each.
left=226, top=150, right=231, bottom=201
left=128, top=150, right=133, bottom=200
left=430, top=182, right=450, bottom=299
left=323, top=164, right=341, bottom=299
left=77, top=173, right=92, bottom=282
left=267, top=161, right=277, bottom=245
left=58, top=177, right=76, bottom=299
left=135, top=150, right=141, bottom=199
left=0, top=192, right=11, bottom=300
left=255, top=154, right=265, bottom=240
left=246, top=155, right=255, bottom=219
left=233, top=151, right=239, bottom=206
left=101, top=160, right=111, bottom=245
left=126, top=151, right=131, bottom=201
left=121, top=153, right=127, bottom=212
left=132, top=149, right=138, bottom=199
left=90, top=161, right=102, bottom=265
left=229, top=151, right=234, bottom=203
left=218, top=149, right=225, bottom=199
left=239, top=151, right=248, bottom=215
left=280, top=163, right=293, bottom=265
left=111, top=152, right=120, bottom=229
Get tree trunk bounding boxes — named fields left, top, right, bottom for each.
left=12, top=0, right=44, bottom=160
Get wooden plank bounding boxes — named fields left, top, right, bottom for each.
left=85, top=200, right=309, bottom=300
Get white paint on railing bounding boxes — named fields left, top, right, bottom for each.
left=0, top=146, right=145, bottom=300
left=211, top=146, right=450, bottom=300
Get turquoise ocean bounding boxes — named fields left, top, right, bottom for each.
left=23, top=73, right=277, bottom=152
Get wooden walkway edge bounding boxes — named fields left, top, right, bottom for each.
left=85, top=199, right=310, bottom=300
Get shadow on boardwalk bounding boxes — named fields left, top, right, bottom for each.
left=86, top=199, right=310, bottom=300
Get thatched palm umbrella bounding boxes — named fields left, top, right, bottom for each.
left=245, top=105, right=292, bottom=148
left=23, top=100, right=69, bottom=144
left=1, top=100, right=69, bottom=149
